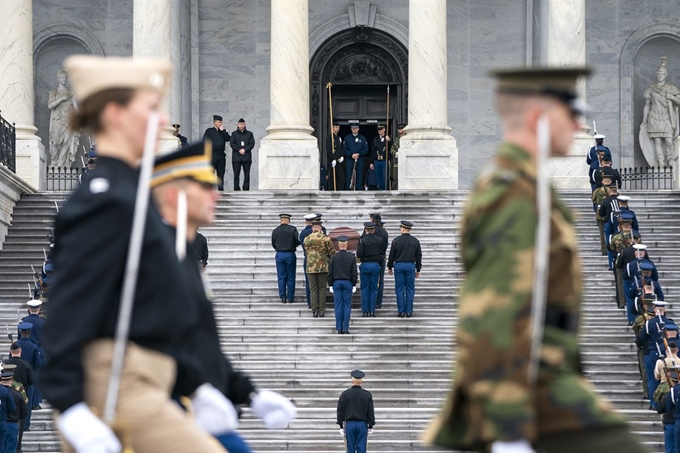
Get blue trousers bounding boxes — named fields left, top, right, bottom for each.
left=0, top=422, right=7, bottom=453
left=664, top=423, right=675, bottom=453
left=216, top=432, right=253, bottom=453
left=345, top=420, right=368, bottom=453
left=604, top=223, right=614, bottom=269
left=4, top=422, right=17, bottom=453
left=394, top=262, right=416, bottom=314
left=34, top=349, right=43, bottom=406
left=24, top=386, right=33, bottom=430
left=275, top=251, right=296, bottom=300
left=333, top=280, right=353, bottom=332
left=644, top=352, right=660, bottom=409
left=374, top=161, right=386, bottom=190
left=377, top=261, right=385, bottom=308
left=346, top=158, right=365, bottom=190
left=303, top=257, right=311, bottom=307
left=360, top=262, right=380, bottom=313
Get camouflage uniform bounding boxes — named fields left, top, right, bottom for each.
left=304, top=231, right=336, bottom=315
left=389, top=136, right=400, bottom=190
left=423, top=143, right=627, bottom=452
left=11, top=380, right=28, bottom=404
left=591, top=186, right=609, bottom=255
left=633, top=312, right=655, bottom=398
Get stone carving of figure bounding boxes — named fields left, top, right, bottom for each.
left=640, top=56, right=680, bottom=167
left=48, top=70, right=80, bottom=167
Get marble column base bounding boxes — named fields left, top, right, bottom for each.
left=257, top=136, right=319, bottom=190
left=397, top=135, right=458, bottom=190
left=549, top=131, right=591, bottom=190
left=0, top=165, right=35, bottom=250
left=15, top=132, right=46, bottom=192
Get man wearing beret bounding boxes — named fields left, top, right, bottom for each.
left=203, top=115, right=231, bottom=191
left=424, top=68, right=644, bottom=453
left=337, top=369, right=375, bottom=453
left=230, top=118, right=255, bottom=191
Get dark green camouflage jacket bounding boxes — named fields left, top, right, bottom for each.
left=304, top=232, right=335, bottom=273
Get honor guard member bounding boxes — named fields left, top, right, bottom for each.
left=151, top=142, right=297, bottom=451
left=0, top=374, right=16, bottom=450
left=6, top=343, right=35, bottom=433
left=328, top=236, right=358, bottom=334
left=203, top=115, right=231, bottom=191
left=357, top=222, right=384, bottom=317
left=591, top=173, right=612, bottom=254
left=370, top=125, right=390, bottom=190
left=41, top=55, right=236, bottom=453
left=640, top=300, right=673, bottom=409
left=304, top=221, right=336, bottom=318
left=610, top=215, right=635, bottom=307
left=634, top=295, right=658, bottom=400
left=612, top=195, right=639, bottom=232
left=300, top=214, right=327, bottom=308
left=586, top=133, right=612, bottom=167
left=1, top=370, right=26, bottom=453
left=337, top=369, right=375, bottom=453
left=327, top=121, right=346, bottom=190
left=363, top=214, right=389, bottom=309
left=588, top=149, right=605, bottom=191
left=424, top=68, right=642, bottom=453
left=272, top=214, right=300, bottom=303
left=623, top=246, right=661, bottom=325
left=594, top=156, right=621, bottom=189
left=389, top=123, right=405, bottom=189
left=387, top=221, right=422, bottom=318
left=344, top=123, right=369, bottom=190
left=172, top=124, right=188, bottom=148
left=191, top=230, right=209, bottom=271
left=598, top=184, right=620, bottom=269
left=17, top=316, right=43, bottom=410
left=655, top=327, right=680, bottom=385
left=658, top=363, right=679, bottom=453
left=21, top=300, right=45, bottom=348
left=229, top=118, right=255, bottom=191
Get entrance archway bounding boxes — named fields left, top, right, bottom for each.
left=310, top=26, right=408, bottom=187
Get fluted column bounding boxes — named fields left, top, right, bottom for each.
left=543, top=0, right=591, bottom=188
left=399, top=0, right=458, bottom=190
left=133, top=0, right=177, bottom=151
left=258, top=0, right=318, bottom=190
left=0, top=0, right=46, bottom=190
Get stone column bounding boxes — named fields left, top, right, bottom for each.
left=543, top=0, right=591, bottom=189
left=399, top=0, right=458, bottom=190
left=0, top=0, right=46, bottom=190
left=133, top=0, right=177, bottom=151
left=258, top=0, right=319, bottom=190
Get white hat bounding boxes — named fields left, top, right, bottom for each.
left=654, top=300, right=667, bottom=306
left=594, top=134, right=606, bottom=139
left=26, top=300, right=42, bottom=308
left=65, top=55, right=171, bottom=103
left=304, top=214, right=317, bottom=221
left=617, top=195, right=630, bottom=202
left=633, top=244, right=647, bottom=250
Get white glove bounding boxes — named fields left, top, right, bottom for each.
left=192, top=383, right=239, bottom=435
left=339, top=156, right=345, bottom=163
left=339, top=428, right=345, bottom=436
left=491, top=440, right=535, bottom=453
left=57, top=402, right=122, bottom=453
left=332, top=160, right=337, bottom=168
left=352, top=287, right=357, bottom=294
left=330, top=286, right=334, bottom=293
left=368, top=428, right=374, bottom=435
left=250, top=390, right=297, bottom=429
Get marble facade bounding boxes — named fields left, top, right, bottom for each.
left=0, top=0, right=677, bottom=190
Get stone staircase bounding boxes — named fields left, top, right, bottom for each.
left=0, top=189, right=677, bottom=453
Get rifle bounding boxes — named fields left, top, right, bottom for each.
left=349, top=159, right=357, bottom=191
left=657, top=310, right=678, bottom=387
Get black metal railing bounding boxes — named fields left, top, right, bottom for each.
left=0, top=110, right=16, bottom=173
left=46, top=166, right=82, bottom=191
left=621, top=166, right=674, bottom=190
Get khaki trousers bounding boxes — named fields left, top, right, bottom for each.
left=60, top=339, right=225, bottom=453
left=309, top=272, right=328, bottom=314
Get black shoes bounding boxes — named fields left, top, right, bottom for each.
left=363, top=312, right=368, bottom=317
left=406, top=313, right=412, bottom=318
left=343, top=330, right=351, bottom=334
left=313, top=312, right=318, bottom=318
left=337, top=330, right=342, bottom=334
left=371, top=312, right=376, bottom=317
left=288, top=298, right=295, bottom=303
left=320, top=313, right=325, bottom=318
left=281, top=298, right=287, bottom=303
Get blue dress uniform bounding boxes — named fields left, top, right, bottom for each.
left=371, top=129, right=389, bottom=190
left=362, top=215, right=388, bottom=309
left=665, top=373, right=680, bottom=453
left=328, top=237, right=358, bottom=334
left=624, top=259, right=660, bottom=323
left=337, top=370, right=375, bottom=453
left=344, top=126, right=368, bottom=190
left=598, top=188, right=621, bottom=269
left=300, top=215, right=328, bottom=308
left=640, top=302, right=673, bottom=409
left=610, top=198, right=639, bottom=233
left=17, top=323, right=42, bottom=416
left=357, top=223, right=383, bottom=317
left=0, top=382, right=16, bottom=449
left=388, top=221, right=422, bottom=317
left=2, top=371, right=26, bottom=453
left=20, top=307, right=45, bottom=407
left=271, top=214, right=300, bottom=303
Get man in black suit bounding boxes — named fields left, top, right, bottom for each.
left=203, top=115, right=231, bottom=191
left=230, top=118, right=255, bottom=191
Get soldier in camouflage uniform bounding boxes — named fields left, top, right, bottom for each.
left=304, top=221, right=335, bottom=317
left=423, top=68, right=645, bottom=453
left=609, top=217, right=634, bottom=310
left=389, top=123, right=405, bottom=190
left=591, top=173, right=612, bottom=255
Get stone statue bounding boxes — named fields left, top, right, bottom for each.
left=640, top=56, right=680, bottom=167
left=48, top=70, right=80, bottom=168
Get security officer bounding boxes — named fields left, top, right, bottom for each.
left=272, top=214, right=300, bottom=303
left=387, top=221, right=422, bottom=318
left=363, top=214, right=388, bottom=309
left=327, top=121, right=346, bottom=191
left=1, top=370, right=26, bottom=453
left=337, top=369, right=375, bottom=453
left=203, top=115, right=231, bottom=191
left=42, top=55, right=235, bottom=453
left=370, top=125, right=390, bottom=190
left=357, top=222, right=383, bottom=317
left=328, top=236, right=358, bottom=334
left=586, top=133, right=612, bottom=167
left=229, top=118, right=255, bottom=191
left=640, top=300, right=673, bottom=409
left=344, top=123, right=368, bottom=190
left=424, top=68, right=642, bottom=453
left=0, top=374, right=16, bottom=449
